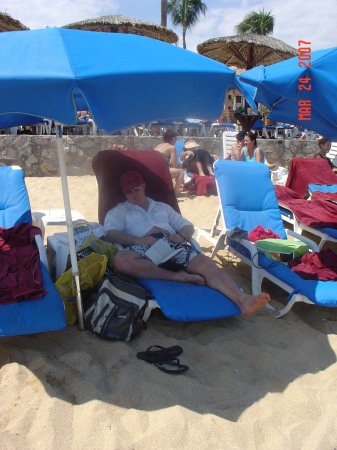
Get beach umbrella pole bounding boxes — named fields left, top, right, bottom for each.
left=55, top=125, right=85, bottom=330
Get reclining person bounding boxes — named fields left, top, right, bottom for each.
left=104, top=171, right=270, bottom=316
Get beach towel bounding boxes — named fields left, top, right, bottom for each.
left=275, top=185, right=337, bottom=229
left=311, top=191, right=337, bottom=202
left=0, top=223, right=47, bottom=304
left=289, top=249, right=337, bottom=281
left=183, top=174, right=217, bottom=196
left=286, top=158, right=337, bottom=197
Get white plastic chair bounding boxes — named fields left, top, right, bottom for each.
left=222, top=131, right=237, bottom=159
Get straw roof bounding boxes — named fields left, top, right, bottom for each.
left=63, top=14, right=178, bottom=44
left=0, top=12, right=29, bottom=32
left=197, top=33, right=297, bottom=69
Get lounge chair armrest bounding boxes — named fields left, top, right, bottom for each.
left=228, top=235, right=259, bottom=256
left=32, top=211, right=46, bottom=239
left=285, top=229, right=319, bottom=252
left=34, top=234, right=49, bottom=271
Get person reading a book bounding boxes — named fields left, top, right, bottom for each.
left=104, top=171, right=270, bottom=316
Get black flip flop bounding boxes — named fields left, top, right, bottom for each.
left=137, top=345, right=183, bottom=364
left=155, top=358, right=189, bottom=375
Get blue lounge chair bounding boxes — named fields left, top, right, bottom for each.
left=207, top=159, right=337, bottom=317
left=92, top=149, right=241, bottom=321
left=0, top=166, right=66, bottom=336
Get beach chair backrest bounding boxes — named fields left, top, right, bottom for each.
left=327, top=142, right=337, bottom=166
left=286, top=157, right=337, bottom=197
left=92, top=150, right=179, bottom=225
left=214, top=160, right=287, bottom=238
left=0, top=166, right=32, bottom=227
left=222, top=131, right=237, bottom=159
left=175, top=139, right=185, bottom=166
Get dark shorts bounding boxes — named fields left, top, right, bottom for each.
left=127, top=233, right=200, bottom=272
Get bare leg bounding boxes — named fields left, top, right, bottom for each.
left=169, top=167, right=185, bottom=195
left=196, top=161, right=206, bottom=176
left=206, top=164, right=214, bottom=176
left=113, top=250, right=205, bottom=285
left=186, top=254, right=270, bottom=316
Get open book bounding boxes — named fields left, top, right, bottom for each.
left=144, top=239, right=183, bottom=266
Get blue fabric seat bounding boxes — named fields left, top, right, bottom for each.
left=0, top=166, right=66, bottom=337
left=211, top=159, right=337, bottom=317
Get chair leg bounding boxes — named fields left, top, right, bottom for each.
left=275, top=294, right=314, bottom=318
left=210, top=207, right=221, bottom=237
left=251, top=265, right=264, bottom=295
left=210, top=233, right=226, bottom=259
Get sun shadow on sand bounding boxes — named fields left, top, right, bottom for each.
left=1, top=298, right=336, bottom=423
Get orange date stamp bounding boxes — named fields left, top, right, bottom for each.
left=298, top=40, right=311, bottom=121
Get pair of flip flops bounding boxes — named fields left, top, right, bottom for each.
left=137, top=345, right=189, bottom=374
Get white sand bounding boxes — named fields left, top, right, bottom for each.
left=1, top=176, right=337, bottom=449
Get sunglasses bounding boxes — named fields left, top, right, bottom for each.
left=125, top=185, right=142, bottom=194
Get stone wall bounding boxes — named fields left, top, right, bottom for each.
left=0, top=135, right=320, bottom=177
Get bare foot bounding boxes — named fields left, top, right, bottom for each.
left=239, top=292, right=270, bottom=316
left=173, top=271, right=205, bottom=285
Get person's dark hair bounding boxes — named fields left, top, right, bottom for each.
left=245, top=131, right=257, bottom=146
left=236, top=130, right=246, bottom=141
left=163, top=129, right=177, bottom=143
left=318, top=137, right=331, bottom=147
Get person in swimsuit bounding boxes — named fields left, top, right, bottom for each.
left=241, top=131, right=265, bottom=163
left=104, top=170, right=270, bottom=316
left=154, top=130, right=185, bottom=196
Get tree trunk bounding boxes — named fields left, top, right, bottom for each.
left=161, top=0, right=168, bottom=27
left=182, top=26, right=186, bottom=49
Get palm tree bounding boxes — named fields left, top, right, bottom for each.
left=161, top=0, right=168, bottom=27
left=235, top=9, right=274, bottom=36
left=168, top=0, right=207, bottom=49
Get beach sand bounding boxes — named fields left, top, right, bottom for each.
left=1, top=175, right=337, bottom=449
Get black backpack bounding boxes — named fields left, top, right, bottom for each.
left=83, top=273, right=154, bottom=342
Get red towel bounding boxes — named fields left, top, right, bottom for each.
left=275, top=185, right=337, bottom=229
left=311, top=191, right=337, bottom=202
left=289, top=249, right=337, bottom=281
left=183, top=174, right=217, bottom=196
left=286, top=158, right=337, bottom=197
left=248, top=225, right=280, bottom=242
left=0, top=223, right=47, bottom=304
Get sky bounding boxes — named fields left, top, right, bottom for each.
left=2, top=0, right=336, bottom=54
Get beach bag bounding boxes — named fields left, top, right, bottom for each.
left=55, top=252, right=108, bottom=325
left=256, top=238, right=309, bottom=264
left=83, top=273, right=154, bottom=342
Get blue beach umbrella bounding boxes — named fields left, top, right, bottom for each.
left=240, top=47, right=337, bottom=140
left=0, top=27, right=235, bottom=328
left=0, top=113, right=44, bottom=129
left=0, top=28, right=235, bottom=132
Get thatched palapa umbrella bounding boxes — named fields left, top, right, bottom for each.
left=197, top=33, right=297, bottom=70
left=0, top=12, right=29, bottom=32
left=63, top=14, right=178, bottom=44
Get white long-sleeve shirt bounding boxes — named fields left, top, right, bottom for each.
left=104, top=197, right=192, bottom=237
